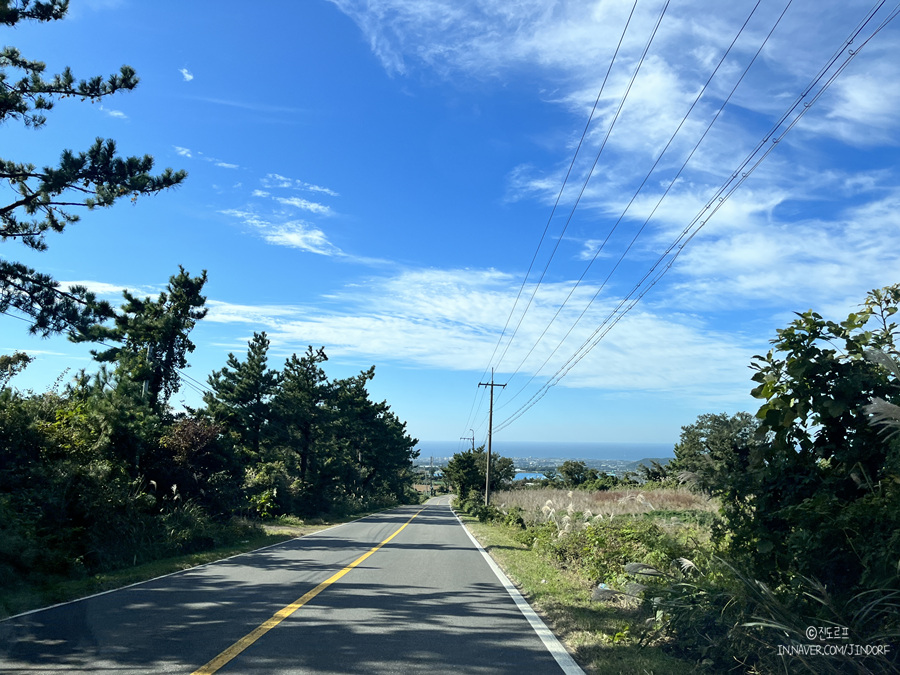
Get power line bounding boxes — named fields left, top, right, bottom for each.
left=489, top=0, right=646, bottom=374
left=465, top=0, right=671, bottom=441
left=460, top=0, right=642, bottom=442
left=494, top=0, right=770, bottom=407
left=494, top=0, right=893, bottom=425
left=493, top=0, right=899, bottom=433
left=495, top=0, right=791, bottom=416
left=176, top=367, right=214, bottom=396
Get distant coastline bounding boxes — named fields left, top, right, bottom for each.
left=416, top=440, right=674, bottom=462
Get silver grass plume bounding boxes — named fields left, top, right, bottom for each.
left=674, top=557, right=702, bottom=576
left=624, top=562, right=667, bottom=577
left=864, top=349, right=900, bottom=437
left=864, top=397, right=900, bottom=438
left=864, top=348, right=900, bottom=380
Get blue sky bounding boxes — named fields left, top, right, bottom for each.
left=3, top=0, right=899, bottom=449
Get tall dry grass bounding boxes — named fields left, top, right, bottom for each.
left=493, top=487, right=714, bottom=525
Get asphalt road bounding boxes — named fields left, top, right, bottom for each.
left=0, top=498, right=583, bottom=674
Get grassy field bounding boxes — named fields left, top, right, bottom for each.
left=492, top=486, right=715, bottom=521
left=461, top=488, right=716, bottom=674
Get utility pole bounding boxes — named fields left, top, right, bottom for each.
left=478, top=368, right=506, bottom=507
left=460, top=431, right=475, bottom=452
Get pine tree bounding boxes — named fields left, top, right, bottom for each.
left=329, top=367, right=418, bottom=500
left=204, top=332, right=280, bottom=457
left=74, top=267, right=208, bottom=410
left=0, top=0, right=186, bottom=336
left=272, top=346, right=329, bottom=483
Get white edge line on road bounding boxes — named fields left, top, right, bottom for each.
left=453, top=509, right=586, bottom=675
left=0, top=509, right=396, bottom=623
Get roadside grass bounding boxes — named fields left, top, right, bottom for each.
left=0, top=510, right=385, bottom=621
left=461, top=508, right=701, bottom=674
left=462, top=516, right=697, bottom=674
left=463, top=516, right=698, bottom=674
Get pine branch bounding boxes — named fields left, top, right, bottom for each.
left=0, top=1, right=68, bottom=26
left=0, top=138, right=186, bottom=247
left=0, top=258, right=113, bottom=336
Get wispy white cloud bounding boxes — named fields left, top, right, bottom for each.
left=219, top=209, right=342, bottom=256
left=260, top=173, right=339, bottom=196
left=171, top=145, right=239, bottom=169
left=219, top=172, right=350, bottom=257
left=276, top=196, right=333, bottom=215
left=59, top=280, right=160, bottom=300
left=191, top=97, right=304, bottom=114
left=202, top=266, right=756, bottom=400
left=304, top=183, right=340, bottom=197
left=804, top=56, right=900, bottom=146
left=261, top=173, right=293, bottom=189
left=662, top=186, right=900, bottom=312
left=179, top=68, right=194, bottom=82
left=2, top=347, right=70, bottom=357
left=205, top=300, right=304, bottom=326
left=576, top=239, right=612, bottom=262
left=100, top=106, right=127, bottom=119
left=262, top=223, right=339, bottom=255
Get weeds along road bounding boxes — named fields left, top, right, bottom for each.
left=0, top=497, right=582, bottom=674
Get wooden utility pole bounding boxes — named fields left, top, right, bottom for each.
left=460, top=432, right=475, bottom=452
left=478, top=369, right=506, bottom=507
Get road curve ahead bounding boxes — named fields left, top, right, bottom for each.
left=0, top=498, right=583, bottom=674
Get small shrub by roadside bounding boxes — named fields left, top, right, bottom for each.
left=454, top=488, right=718, bottom=670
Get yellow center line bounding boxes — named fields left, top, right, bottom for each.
left=191, top=507, right=426, bottom=675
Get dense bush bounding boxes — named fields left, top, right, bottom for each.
left=1, top=333, right=419, bottom=606
left=619, top=286, right=900, bottom=673
left=0, top=7, right=419, bottom=613
left=624, top=555, right=900, bottom=674
left=471, top=289, right=900, bottom=672
left=537, top=518, right=711, bottom=589
left=444, top=445, right=515, bottom=502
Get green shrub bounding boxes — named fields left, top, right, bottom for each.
left=502, top=505, right=526, bottom=529
left=243, top=461, right=293, bottom=517
left=530, top=516, right=712, bottom=588
left=624, top=557, right=900, bottom=674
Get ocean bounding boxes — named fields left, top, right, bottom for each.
left=415, top=440, right=674, bottom=461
